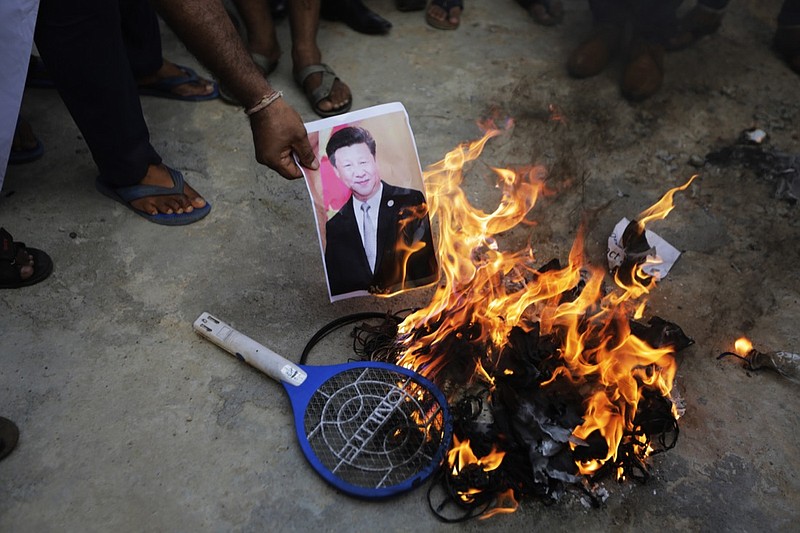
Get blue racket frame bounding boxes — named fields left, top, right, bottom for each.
left=194, top=312, right=453, bottom=500
left=287, top=360, right=453, bottom=499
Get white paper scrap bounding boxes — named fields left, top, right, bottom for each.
left=607, top=217, right=681, bottom=280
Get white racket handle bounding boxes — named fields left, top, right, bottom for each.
left=193, top=312, right=307, bottom=387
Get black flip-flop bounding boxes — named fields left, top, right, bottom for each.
left=0, top=228, right=53, bottom=290
left=0, top=417, right=19, bottom=461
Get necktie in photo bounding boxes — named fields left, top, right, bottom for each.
left=361, top=203, right=377, bottom=273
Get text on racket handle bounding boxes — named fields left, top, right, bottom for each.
left=193, top=312, right=308, bottom=386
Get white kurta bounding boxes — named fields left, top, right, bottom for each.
left=0, top=0, right=39, bottom=189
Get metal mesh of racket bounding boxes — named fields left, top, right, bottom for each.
left=303, top=367, right=448, bottom=490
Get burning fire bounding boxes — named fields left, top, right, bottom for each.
left=392, top=122, right=694, bottom=514
left=734, top=337, right=753, bottom=355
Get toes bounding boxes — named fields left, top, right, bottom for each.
left=182, top=182, right=207, bottom=209
left=19, top=264, right=34, bottom=280
left=428, top=6, right=447, bottom=22
left=304, top=74, right=351, bottom=113
left=16, top=252, right=34, bottom=281
left=427, top=5, right=460, bottom=25
left=175, top=79, right=215, bottom=98
left=323, top=82, right=351, bottom=111
left=129, top=165, right=207, bottom=216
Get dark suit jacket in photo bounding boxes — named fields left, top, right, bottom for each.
left=324, top=182, right=438, bottom=297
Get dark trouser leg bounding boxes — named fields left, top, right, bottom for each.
left=588, top=0, right=627, bottom=27
left=696, top=0, right=730, bottom=10
left=776, top=0, right=800, bottom=73
left=634, top=0, right=683, bottom=45
left=778, top=0, right=800, bottom=26
left=34, top=0, right=161, bottom=187
left=119, top=0, right=164, bottom=79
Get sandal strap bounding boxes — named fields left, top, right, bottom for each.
left=0, top=227, right=22, bottom=263
left=0, top=228, right=27, bottom=284
left=112, top=167, right=185, bottom=203
left=143, top=65, right=200, bottom=89
left=295, top=64, right=337, bottom=106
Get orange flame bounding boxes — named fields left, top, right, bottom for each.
left=448, top=435, right=506, bottom=475
left=636, top=175, right=697, bottom=227
left=399, top=124, right=692, bottom=496
left=735, top=337, right=753, bottom=355
left=480, top=489, right=519, bottom=519
left=446, top=436, right=507, bottom=506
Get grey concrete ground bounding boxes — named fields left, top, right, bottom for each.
left=2, top=0, right=799, bottom=531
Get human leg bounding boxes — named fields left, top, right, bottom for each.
left=621, top=0, right=682, bottom=101
left=776, top=0, right=800, bottom=73
left=118, top=0, right=217, bottom=100
left=231, top=0, right=282, bottom=70
left=217, top=0, right=281, bottom=104
left=289, top=0, right=352, bottom=116
left=666, top=0, right=728, bottom=51
left=515, top=0, right=564, bottom=26
left=34, top=0, right=209, bottom=222
left=425, top=0, right=463, bottom=30
left=567, top=0, right=625, bottom=78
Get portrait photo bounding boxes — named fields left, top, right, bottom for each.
left=301, top=103, right=439, bottom=302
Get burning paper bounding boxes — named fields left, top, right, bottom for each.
left=607, top=176, right=696, bottom=281
left=353, top=122, right=697, bottom=519
left=607, top=217, right=681, bottom=280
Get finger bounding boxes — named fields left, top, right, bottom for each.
left=293, top=137, right=319, bottom=171
left=280, top=154, right=303, bottom=180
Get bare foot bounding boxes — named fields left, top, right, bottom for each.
left=15, top=248, right=34, bottom=281
left=426, top=1, right=462, bottom=29
left=137, top=60, right=216, bottom=99
left=292, top=49, right=346, bottom=113
left=128, top=164, right=207, bottom=216
left=298, top=70, right=351, bottom=114
left=527, top=0, right=563, bottom=26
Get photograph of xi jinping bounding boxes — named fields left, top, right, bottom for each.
left=322, top=125, right=438, bottom=298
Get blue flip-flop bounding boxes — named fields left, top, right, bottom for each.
left=8, top=138, right=44, bottom=165
left=138, top=64, right=220, bottom=102
left=95, top=167, right=212, bottom=226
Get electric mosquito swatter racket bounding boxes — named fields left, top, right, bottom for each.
left=193, top=312, right=453, bottom=499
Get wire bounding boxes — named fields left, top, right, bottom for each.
left=299, top=309, right=418, bottom=365
left=299, top=312, right=392, bottom=365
